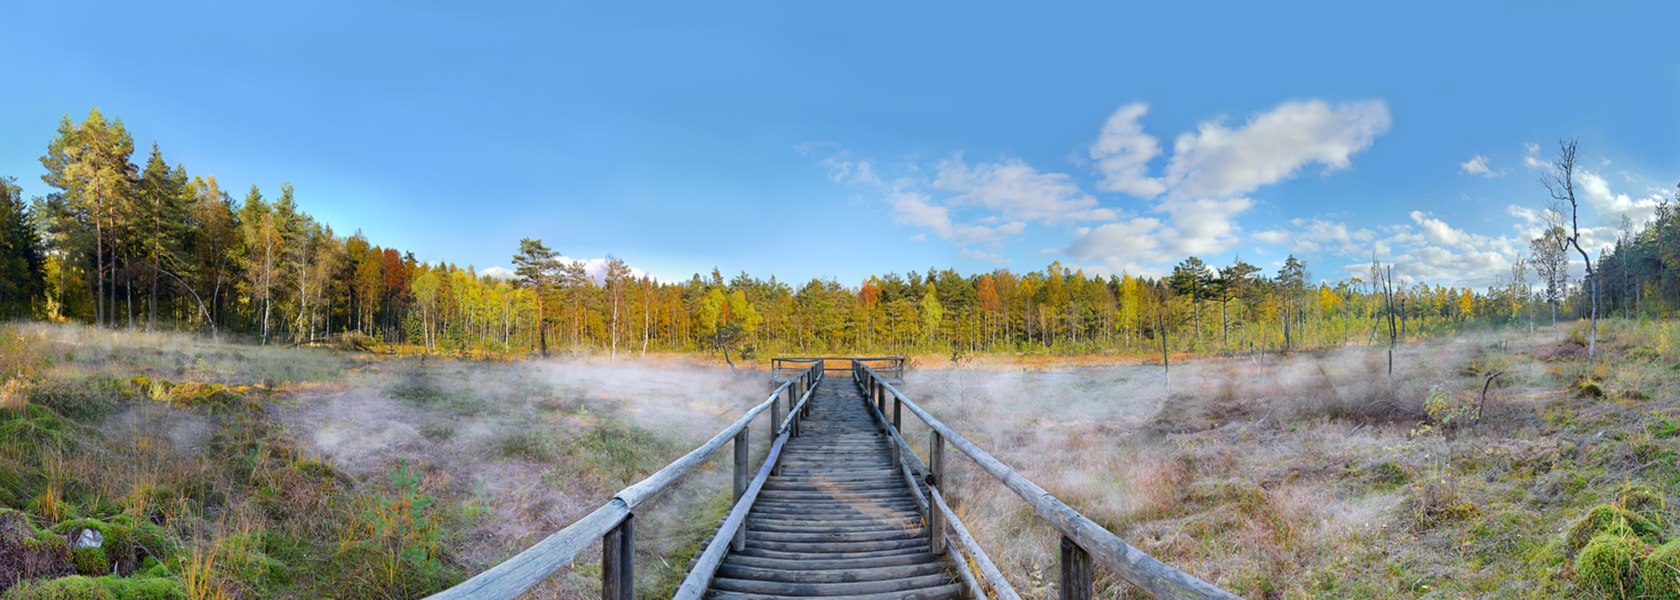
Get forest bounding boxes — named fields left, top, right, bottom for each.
left=1, top=109, right=1670, bottom=360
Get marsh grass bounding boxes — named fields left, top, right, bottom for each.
left=0, top=322, right=771, bottom=598
left=899, top=323, right=1680, bottom=598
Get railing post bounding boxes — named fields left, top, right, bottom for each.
left=732, top=429, right=749, bottom=551
left=770, top=387, right=785, bottom=474
left=893, top=396, right=902, bottom=432
left=929, top=431, right=945, bottom=555
left=602, top=514, right=634, bottom=600
left=1059, top=536, right=1092, bottom=600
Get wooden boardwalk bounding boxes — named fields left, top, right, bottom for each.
left=427, top=358, right=1239, bottom=600
left=707, top=378, right=961, bottom=599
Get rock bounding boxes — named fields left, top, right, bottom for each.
left=74, top=528, right=103, bottom=549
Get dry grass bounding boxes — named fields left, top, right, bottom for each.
left=0, top=321, right=777, bottom=598
left=896, top=327, right=1672, bottom=598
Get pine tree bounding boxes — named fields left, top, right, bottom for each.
left=0, top=176, right=45, bottom=317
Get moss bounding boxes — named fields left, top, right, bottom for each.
left=98, top=576, right=187, bottom=600
left=70, top=546, right=109, bottom=576
left=1641, top=539, right=1680, bottom=599
left=49, top=517, right=146, bottom=576
left=0, top=575, right=185, bottom=600
left=0, top=575, right=114, bottom=599
left=1575, top=532, right=1649, bottom=597
left=1567, top=505, right=1666, bottom=556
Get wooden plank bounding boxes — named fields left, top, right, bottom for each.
left=705, top=584, right=964, bottom=600
left=709, top=574, right=957, bottom=596
left=858, top=366, right=1240, bottom=600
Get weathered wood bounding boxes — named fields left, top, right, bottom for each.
left=706, top=584, right=964, bottom=600
left=858, top=365, right=1241, bottom=600
left=732, top=429, right=749, bottom=551
left=946, top=533, right=986, bottom=600
left=602, top=514, right=634, bottom=600
left=617, top=366, right=814, bottom=510
left=424, top=501, right=629, bottom=600
left=769, top=393, right=783, bottom=476
left=671, top=430, right=790, bottom=600
left=1060, top=535, right=1091, bottom=600
left=710, top=573, right=956, bottom=596
left=930, top=487, right=1020, bottom=600
left=928, top=430, right=945, bottom=556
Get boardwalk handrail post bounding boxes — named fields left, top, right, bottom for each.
left=770, top=390, right=784, bottom=475
left=893, top=395, right=903, bottom=432
left=928, top=430, right=946, bottom=555
left=1061, top=535, right=1093, bottom=600
left=601, top=514, right=633, bottom=600
left=731, top=428, right=749, bottom=551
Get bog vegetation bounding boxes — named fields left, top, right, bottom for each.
left=0, top=322, right=765, bottom=599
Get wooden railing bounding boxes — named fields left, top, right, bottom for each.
left=772, top=356, right=904, bottom=380
left=852, top=363, right=1241, bottom=600
left=425, top=361, right=826, bottom=600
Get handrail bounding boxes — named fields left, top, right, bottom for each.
left=854, top=363, right=1240, bottom=600
left=426, top=362, right=824, bottom=600
left=774, top=356, right=904, bottom=378
left=856, top=371, right=1015, bottom=600
left=674, top=369, right=823, bottom=600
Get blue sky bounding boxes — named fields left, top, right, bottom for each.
left=3, top=2, right=1677, bottom=287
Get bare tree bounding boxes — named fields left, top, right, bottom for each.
left=1542, top=138, right=1597, bottom=356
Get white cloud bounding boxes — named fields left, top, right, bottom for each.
left=1523, top=142, right=1547, bottom=169
left=1460, top=154, right=1499, bottom=178
left=1160, top=99, right=1391, bottom=198
left=1577, top=169, right=1662, bottom=227
left=933, top=156, right=1116, bottom=223
left=1071, top=99, right=1388, bottom=270
left=1064, top=218, right=1171, bottom=276
left=1410, top=210, right=1468, bottom=245
left=481, top=266, right=516, bottom=280
left=804, top=98, right=1390, bottom=275
left=1088, top=103, right=1166, bottom=197
left=1159, top=197, right=1253, bottom=256
left=886, top=188, right=1027, bottom=245
left=1254, top=218, right=1375, bottom=255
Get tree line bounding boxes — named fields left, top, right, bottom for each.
left=0, top=109, right=1570, bottom=359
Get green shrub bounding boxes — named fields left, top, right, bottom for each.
left=1567, top=505, right=1665, bottom=556
left=1576, top=531, right=1649, bottom=597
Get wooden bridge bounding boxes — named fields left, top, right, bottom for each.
left=428, top=358, right=1238, bottom=600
